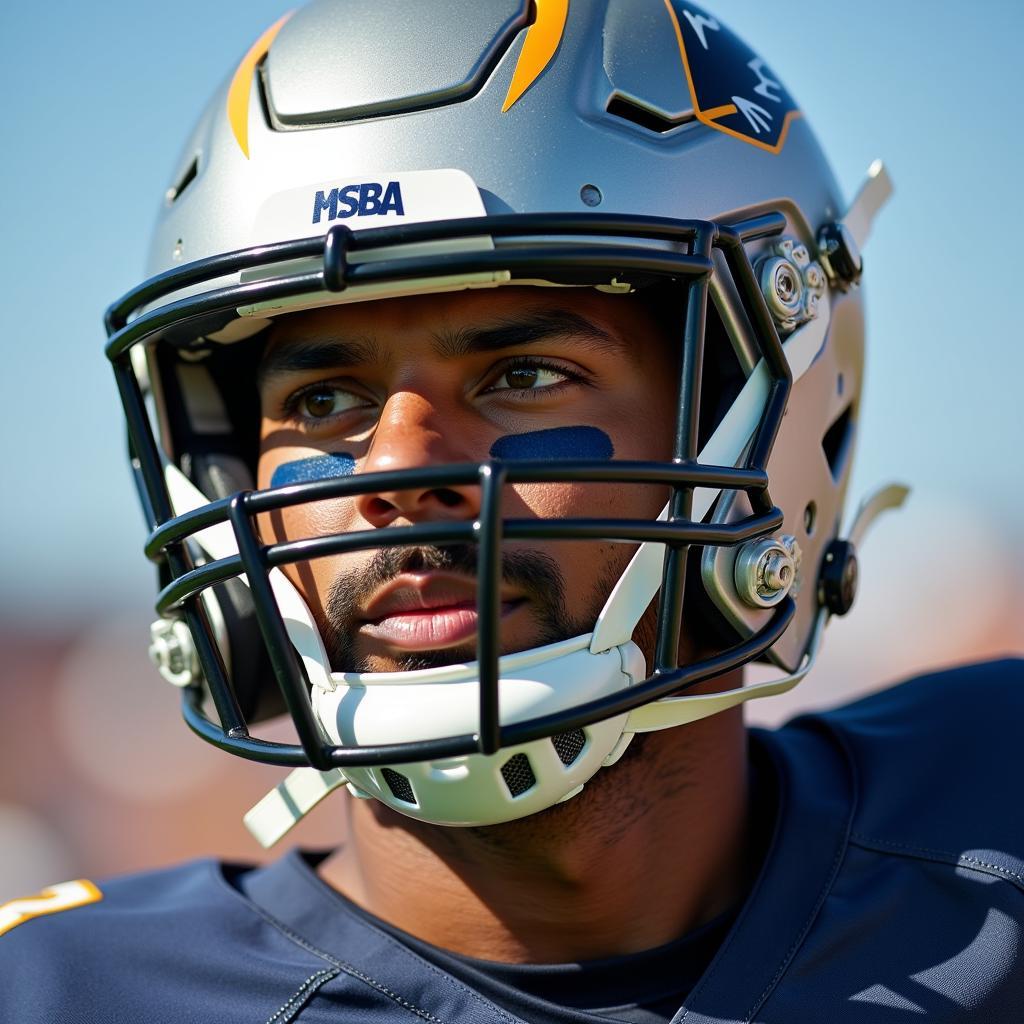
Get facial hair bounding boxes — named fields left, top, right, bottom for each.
left=322, top=543, right=593, bottom=672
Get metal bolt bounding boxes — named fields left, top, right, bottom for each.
left=759, top=255, right=805, bottom=326
left=148, top=618, right=199, bottom=688
left=734, top=536, right=799, bottom=608
left=775, top=263, right=799, bottom=302
left=804, top=262, right=824, bottom=291
left=762, top=550, right=792, bottom=590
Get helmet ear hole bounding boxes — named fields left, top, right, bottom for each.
left=822, top=403, right=855, bottom=481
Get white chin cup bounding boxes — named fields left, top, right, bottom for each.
left=312, top=635, right=646, bottom=826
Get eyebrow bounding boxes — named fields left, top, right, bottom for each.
left=257, top=335, right=381, bottom=389
left=431, top=310, right=627, bottom=360
left=257, top=309, right=627, bottom=387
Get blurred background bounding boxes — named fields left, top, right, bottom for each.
left=0, top=1, right=1021, bottom=900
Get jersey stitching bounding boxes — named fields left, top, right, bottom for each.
left=209, top=865, right=448, bottom=1024
left=247, top=902, right=447, bottom=1024
left=738, top=720, right=860, bottom=1022
left=676, top=728, right=856, bottom=1023
left=849, top=833, right=1024, bottom=891
left=265, top=968, right=339, bottom=1024
left=282, top=856, right=526, bottom=1024
left=745, top=825, right=850, bottom=1020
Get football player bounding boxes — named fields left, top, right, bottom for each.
left=3, top=1, right=1022, bottom=1020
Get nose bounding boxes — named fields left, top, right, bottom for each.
left=355, top=390, right=481, bottom=527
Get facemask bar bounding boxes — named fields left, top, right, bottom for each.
left=105, top=211, right=794, bottom=771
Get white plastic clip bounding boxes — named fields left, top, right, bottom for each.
left=845, top=159, right=894, bottom=253
left=243, top=768, right=348, bottom=848
left=846, top=483, right=910, bottom=550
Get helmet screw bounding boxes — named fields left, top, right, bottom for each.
left=759, top=255, right=805, bottom=325
left=804, top=262, right=825, bottom=291
left=734, top=535, right=802, bottom=608
left=148, top=618, right=200, bottom=688
left=818, top=539, right=859, bottom=615
left=762, top=550, right=792, bottom=590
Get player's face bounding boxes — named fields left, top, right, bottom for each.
left=256, top=287, right=678, bottom=673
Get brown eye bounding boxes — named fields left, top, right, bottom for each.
left=295, top=386, right=366, bottom=421
left=506, top=366, right=540, bottom=389
left=491, top=364, right=568, bottom=392
left=302, top=388, right=339, bottom=418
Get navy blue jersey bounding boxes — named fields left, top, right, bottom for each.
left=3, top=659, right=1023, bottom=1023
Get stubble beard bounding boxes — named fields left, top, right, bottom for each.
left=320, top=541, right=660, bottom=849
left=321, top=543, right=601, bottom=673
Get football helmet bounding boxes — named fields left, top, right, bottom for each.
left=105, top=0, right=900, bottom=839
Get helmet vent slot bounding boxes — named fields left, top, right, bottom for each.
left=500, top=754, right=536, bottom=797
left=606, top=94, right=694, bottom=134
left=166, top=156, right=199, bottom=205
left=822, top=403, right=855, bottom=480
left=381, top=768, right=416, bottom=804
left=551, top=729, right=586, bottom=766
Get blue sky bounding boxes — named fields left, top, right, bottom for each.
left=1, top=1, right=1022, bottom=619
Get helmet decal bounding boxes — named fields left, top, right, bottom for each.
left=663, top=0, right=801, bottom=154
left=502, top=0, right=569, bottom=112
left=227, top=12, right=293, bottom=158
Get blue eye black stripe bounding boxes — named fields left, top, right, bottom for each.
left=489, top=426, right=614, bottom=461
left=268, top=427, right=612, bottom=487
left=270, top=453, right=356, bottom=487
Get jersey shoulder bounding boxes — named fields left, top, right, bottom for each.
left=0, top=858, right=327, bottom=1022
left=795, top=657, right=1024, bottom=877
left=0, top=859, right=221, bottom=956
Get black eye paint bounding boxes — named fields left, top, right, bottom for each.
left=270, top=452, right=356, bottom=487
left=489, top=426, right=614, bottom=461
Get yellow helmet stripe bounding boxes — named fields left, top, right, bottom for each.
left=227, top=12, right=293, bottom=159
left=502, top=0, right=569, bottom=113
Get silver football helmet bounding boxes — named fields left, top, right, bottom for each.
left=106, top=0, right=900, bottom=839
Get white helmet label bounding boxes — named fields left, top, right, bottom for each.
left=252, top=168, right=486, bottom=245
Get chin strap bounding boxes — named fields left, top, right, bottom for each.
left=244, top=766, right=351, bottom=849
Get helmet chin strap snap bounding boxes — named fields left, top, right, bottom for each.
left=819, top=484, right=911, bottom=617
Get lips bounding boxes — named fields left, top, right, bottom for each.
left=358, top=573, right=525, bottom=651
